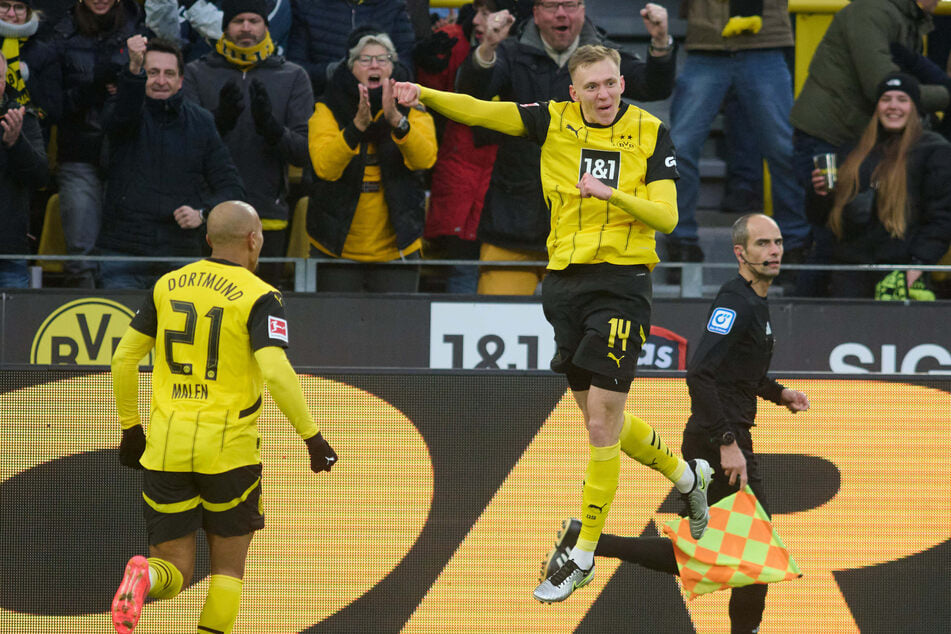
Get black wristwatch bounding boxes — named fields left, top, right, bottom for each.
left=394, top=115, right=410, bottom=137
left=714, top=430, right=736, bottom=446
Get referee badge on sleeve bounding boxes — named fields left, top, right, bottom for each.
left=706, top=307, right=736, bottom=335
left=268, top=315, right=289, bottom=342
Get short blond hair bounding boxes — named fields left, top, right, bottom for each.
left=567, top=45, right=621, bottom=81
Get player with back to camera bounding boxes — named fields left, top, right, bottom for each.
left=109, top=200, right=338, bottom=634
left=541, top=213, right=810, bottom=633
left=393, top=44, right=714, bottom=605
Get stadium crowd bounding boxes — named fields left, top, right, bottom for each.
left=1, top=0, right=950, bottom=298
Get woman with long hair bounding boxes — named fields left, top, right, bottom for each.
left=306, top=27, right=437, bottom=293
left=53, top=0, right=142, bottom=287
left=809, top=72, right=951, bottom=298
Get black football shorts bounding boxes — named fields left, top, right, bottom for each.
left=542, top=262, right=652, bottom=391
left=142, top=463, right=264, bottom=545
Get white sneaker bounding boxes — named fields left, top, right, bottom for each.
left=533, top=559, right=595, bottom=603
left=684, top=458, right=714, bottom=539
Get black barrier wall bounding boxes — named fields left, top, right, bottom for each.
left=1, top=370, right=948, bottom=633
left=3, top=290, right=951, bottom=372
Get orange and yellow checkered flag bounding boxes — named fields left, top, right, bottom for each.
left=662, top=486, right=801, bottom=599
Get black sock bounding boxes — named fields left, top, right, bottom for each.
left=594, top=535, right=679, bottom=575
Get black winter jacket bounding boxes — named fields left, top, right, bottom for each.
left=0, top=14, right=62, bottom=128
left=53, top=1, right=143, bottom=164
left=806, top=130, right=951, bottom=265
left=286, top=0, right=415, bottom=96
left=183, top=52, right=313, bottom=222
left=97, top=70, right=245, bottom=257
left=456, top=18, right=676, bottom=252
left=0, top=95, right=48, bottom=255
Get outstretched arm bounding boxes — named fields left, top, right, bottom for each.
left=393, top=81, right=528, bottom=137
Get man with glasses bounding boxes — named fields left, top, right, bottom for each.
left=183, top=0, right=313, bottom=287
left=456, top=1, right=676, bottom=295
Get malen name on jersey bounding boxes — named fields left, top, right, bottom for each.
left=172, top=383, right=209, bottom=400
left=167, top=271, right=245, bottom=301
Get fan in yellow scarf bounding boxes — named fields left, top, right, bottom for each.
left=214, top=0, right=274, bottom=70
left=0, top=0, right=41, bottom=115
left=215, top=31, right=275, bottom=70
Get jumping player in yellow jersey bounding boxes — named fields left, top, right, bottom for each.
left=108, top=201, right=338, bottom=634
left=394, top=44, right=713, bottom=604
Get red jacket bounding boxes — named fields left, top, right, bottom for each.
left=417, top=24, right=498, bottom=241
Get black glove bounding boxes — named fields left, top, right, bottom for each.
left=889, top=42, right=950, bottom=87
left=215, top=79, right=245, bottom=136
left=305, top=432, right=337, bottom=473
left=249, top=78, right=283, bottom=144
left=119, top=425, right=146, bottom=470
left=413, top=30, right=459, bottom=74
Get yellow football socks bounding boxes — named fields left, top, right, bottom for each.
left=575, top=441, right=621, bottom=564
left=146, top=557, right=183, bottom=600
left=197, top=574, right=243, bottom=634
left=618, top=413, right=688, bottom=485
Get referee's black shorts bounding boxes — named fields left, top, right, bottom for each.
left=542, top=262, right=652, bottom=391
left=142, top=463, right=264, bottom=546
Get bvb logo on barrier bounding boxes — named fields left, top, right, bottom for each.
left=30, top=298, right=153, bottom=366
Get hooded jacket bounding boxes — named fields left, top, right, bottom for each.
left=306, top=62, right=436, bottom=259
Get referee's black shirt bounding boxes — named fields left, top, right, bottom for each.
left=684, top=275, right=785, bottom=444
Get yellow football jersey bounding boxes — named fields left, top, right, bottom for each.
left=518, top=101, right=679, bottom=269
left=129, top=258, right=289, bottom=473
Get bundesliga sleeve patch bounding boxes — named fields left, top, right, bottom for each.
left=268, top=315, right=289, bottom=342
left=706, top=307, right=736, bottom=335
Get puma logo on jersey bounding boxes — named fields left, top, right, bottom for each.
left=607, top=352, right=625, bottom=367
left=565, top=123, right=582, bottom=138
